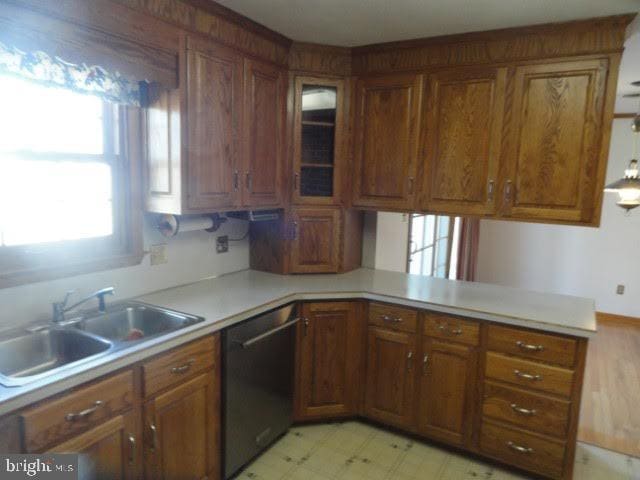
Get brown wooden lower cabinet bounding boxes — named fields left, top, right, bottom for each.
left=364, top=326, right=418, bottom=430
left=417, top=338, right=477, bottom=447
left=294, top=302, right=365, bottom=420
left=144, top=372, right=219, bottom=480
left=49, top=412, right=139, bottom=480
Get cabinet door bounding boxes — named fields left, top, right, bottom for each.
left=353, top=74, right=423, bottom=210
left=289, top=207, right=341, bottom=273
left=292, top=76, right=345, bottom=205
left=185, top=38, right=243, bottom=211
left=419, top=68, right=506, bottom=215
left=145, top=372, right=220, bottom=480
left=501, top=59, right=609, bottom=224
left=418, top=339, right=477, bottom=447
left=295, top=302, right=364, bottom=420
left=49, top=412, right=139, bottom=480
left=243, top=59, right=285, bottom=208
left=365, top=327, right=417, bottom=429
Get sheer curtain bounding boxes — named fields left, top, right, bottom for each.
left=456, top=218, right=480, bottom=281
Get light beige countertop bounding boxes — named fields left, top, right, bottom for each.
left=0, top=268, right=596, bottom=415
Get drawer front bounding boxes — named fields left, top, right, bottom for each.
left=368, top=303, right=417, bottom=333
left=22, top=370, right=134, bottom=452
left=480, top=421, right=566, bottom=478
left=143, top=335, right=218, bottom=398
left=485, top=352, right=574, bottom=397
left=482, top=381, right=571, bottom=438
left=487, top=324, right=577, bottom=367
left=423, top=313, right=480, bottom=346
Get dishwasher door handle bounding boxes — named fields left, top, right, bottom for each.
left=240, top=318, right=301, bottom=348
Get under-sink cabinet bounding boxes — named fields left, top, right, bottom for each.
left=3, top=334, right=221, bottom=480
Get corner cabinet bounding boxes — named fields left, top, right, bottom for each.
left=352, top=73, right=423, bottom=210
left=145, top=36, right=285, bottom=214
left=418, top=67, right=506, bottom=216
left=500, top=59, right=610, bottom=224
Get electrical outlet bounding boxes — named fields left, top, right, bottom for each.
left=216, top=236, right=229, bottom=253
left=616, top=284, right=625, bottom=295
left=149, top=244, right=168, bottom=265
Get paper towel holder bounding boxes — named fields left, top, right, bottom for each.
left=157, top=214, right=227, bottom=237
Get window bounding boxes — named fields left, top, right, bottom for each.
left=0, top=74, right=141, bottom=287
left=407, top=214, right=461, bottom=279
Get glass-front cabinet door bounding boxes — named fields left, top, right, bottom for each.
left=292, top=77, right=344, bottom=205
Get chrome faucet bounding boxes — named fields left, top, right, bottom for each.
left=52, top=287, right=115, bottom=323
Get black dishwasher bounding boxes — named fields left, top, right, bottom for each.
left=222, top=304, right=298, bottom=479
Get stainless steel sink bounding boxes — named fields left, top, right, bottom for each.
left=75, top=303, right=203, bottom=343
left=0, top=329, right=112, bottom=387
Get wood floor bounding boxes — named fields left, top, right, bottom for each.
left=578, top=313, right=640, bottom=457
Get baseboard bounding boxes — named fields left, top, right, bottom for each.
left=596, top=311, right=640, bottom=327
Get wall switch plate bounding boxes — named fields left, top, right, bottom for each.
left=149, top=244, right=168, bottom=265
left=616, top=284, right=625, bottom=295
left=216, top=236, right=229, bottom=253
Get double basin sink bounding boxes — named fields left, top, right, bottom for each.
left=0, top=303, right=204, bottom=387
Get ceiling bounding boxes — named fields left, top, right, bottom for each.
left=216, top=0, right=640, bottom=112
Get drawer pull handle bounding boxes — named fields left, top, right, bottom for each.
left=380, top=314, right=402, bottom=323
left=516, top=341, right=544, bottom=352
left=510, top=403, right=537, bottom=416
left=171, top=359, right=195, bottom=374
left=422, top=354, right=429, bottom=374
left=438, top=324, right=463, bottom=335
left=65, top=400, right=104, bottom=422
left=514, top=369, right=542, bottom=381
left=507, top=441, right=533, bottom=454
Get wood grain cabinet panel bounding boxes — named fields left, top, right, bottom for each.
left=185, top=38, right=243, bottom=211
left=419, top=67, right=506, bottom=216
left=49, top=412, right=139, bottom=480
left=242, top=58, right=286, bottom=208
left=485, top=352, right=574, bottom=398
left=365, top=327, right=417, bottom=430
left=501, top=59, right=609, bottom=224
left=353, top=74, right=423, bottom=210
left=144, top=372, right=220, bottom=480
left=368, top=302, right=418, bottom=333
left=423, top=312, right=480, bottom=346
left=482, top=381, right=571, bottom=438
left=289, top=208, right=341, bottom=273
left=295, top=302, right=365, bottom=420
left=418, top=338, right=477, bottom=447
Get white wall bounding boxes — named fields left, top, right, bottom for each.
left=477, top=119, right=640, bottom=317
left=0, top=216, right=250, bottom=331
left=361, top=211, right=410, bottom=272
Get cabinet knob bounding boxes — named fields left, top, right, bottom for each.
left=504, top=180, right=513, bottom=203
left=422, top=354, right=429, bottom=374
left=294, top=172, right=299, bottom=191
left=128, top=434, right=136, bottom=465
left=507, top=441, right=534, bottom=454
left=510, top=403, right=537, bottom=416
left=233, top=170, right=239, bottom=191
left=149, top=424, right=158, bottom=452
left=516, top=341, right=544, bottom=352
left=513, top=369, right=542, bottom=381
left=246, top=172, right=252, bottom=191
left=487, top=180, right=495, bottom=201
left=408, top=177, right=415, bottom=194
left=406, top=351, right=413, bottom=372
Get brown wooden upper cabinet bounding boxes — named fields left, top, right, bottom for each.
left=353, top=73, right=423, bottom=210
left=289, top=207, right=341, bottom=273
left=292, top=76, right=345, bottom=205
left=145, top=37, right=285, bottom=214
left=418, top=67, right=507, bottom=216
left=500, top=59, right=609, bottom=224
left=186, top=38, right=243, bottom=212
left=295, top=302, right=364, bottom=420
left=242, top=58, right=286, bottom=208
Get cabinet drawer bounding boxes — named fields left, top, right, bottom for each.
left=482, top=381, right=571, bottom=438
left=21, top=370, right=134, bottom=452
left=423, top=313, right=479, bottom=346
left=368, top=303, right=417, bottom=333
left=487, top=324, right=577, bottom=367
left=143, top=335, right=217, bottom=398
left=480, top=421, right=566, bottom=479
left=485, top=352, right=574, bottom=397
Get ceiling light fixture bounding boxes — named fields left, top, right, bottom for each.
left=605, top=83, right=640, bottom=211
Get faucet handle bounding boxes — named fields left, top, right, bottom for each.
left=59, top=290, right=76, bottom=308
